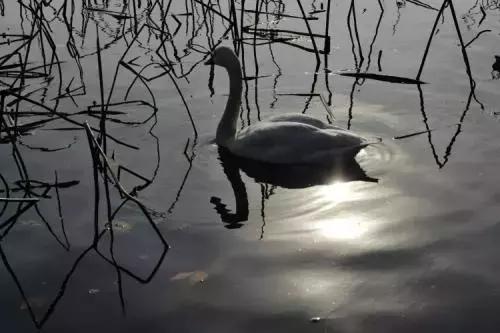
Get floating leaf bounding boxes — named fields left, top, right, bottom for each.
left=88, top=289, right=100, bottom=295
left=170, top=271, right=208, bottom=284
left=111, top=220, right=133, bottom=232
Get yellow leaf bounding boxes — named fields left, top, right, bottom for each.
left=170, top=271, right=208, bottom=284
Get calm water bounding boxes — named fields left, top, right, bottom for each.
left=1, top=0, right=500, bottom=332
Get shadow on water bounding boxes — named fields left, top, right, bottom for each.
left=210, top=146, right=377, bottom=229
left=492, top=55, right=500, bottom=79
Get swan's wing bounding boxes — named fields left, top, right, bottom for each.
left=266, top=113, right=344, bottom=130
left=230, top=122, right=366, bottom=164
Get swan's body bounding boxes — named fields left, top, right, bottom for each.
left=206, top=47, right=370, bottom=164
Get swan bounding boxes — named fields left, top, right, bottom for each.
left=205, top=46, right=373, bottom=164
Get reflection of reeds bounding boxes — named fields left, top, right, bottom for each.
left=344, top=0, right=485, bottom=167
left=416, top=0, right=485, bottom=115
left=0, top=0, right=173, bottom=327
left=415, top=84, right=475, bottom=168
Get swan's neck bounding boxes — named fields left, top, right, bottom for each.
left=216, top=62, right=242, bottom=146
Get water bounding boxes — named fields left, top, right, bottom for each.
left=1, top=0, right=500, bottom=332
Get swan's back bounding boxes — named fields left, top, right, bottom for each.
left=267, top=113, right=343, bottom=130
left=228, top=121, right=367, bottom=164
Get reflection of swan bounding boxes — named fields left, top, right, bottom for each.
left=492, top=55, right=500, bottom=79
left=211, top=147, right=377, bottom=228
left=220, top=147, right=378, bottom=188
left=494, top=55, right=500, bottom=71
left=205, top=47, right=373, bottom=164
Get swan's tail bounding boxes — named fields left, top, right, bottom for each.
left=363, top=136, right=383, bottom=146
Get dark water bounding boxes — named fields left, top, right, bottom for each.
left=1, top=0, right=500, bottom=332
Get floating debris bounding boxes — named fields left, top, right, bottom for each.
left=105, top=220, right=133, bottom=232
left=88, top=289, right=100, bottom=295
left=171, top=271, right=208, bottom=284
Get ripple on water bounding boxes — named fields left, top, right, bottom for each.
left=211, top=139, right=405, bottom=241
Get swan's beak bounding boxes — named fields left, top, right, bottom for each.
left=204, top=57, right=214, bottom=65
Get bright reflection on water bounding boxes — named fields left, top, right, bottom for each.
left=312, top=182, right=368, bottom=240
left=316, top=181, right=364, bottom=205
left=316, top=216, right=367, bottom=240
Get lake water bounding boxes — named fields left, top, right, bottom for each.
left=1, top=0, right=500, bottom=332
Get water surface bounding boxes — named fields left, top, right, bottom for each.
left=1, top=1, right=500, bottom=332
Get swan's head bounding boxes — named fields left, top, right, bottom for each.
left=205, top=47, right=239, bottom=69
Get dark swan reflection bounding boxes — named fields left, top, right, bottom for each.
left=211, top=147, right=377, bottom=229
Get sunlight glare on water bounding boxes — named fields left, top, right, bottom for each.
left=312, top=182, right=379, bottom=241
left=316, top=216, right=368, bottom=241
left=316, top=181, right=363, bottom=205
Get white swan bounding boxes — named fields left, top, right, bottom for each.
left=205, top=46, right=371, bottom=164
